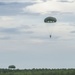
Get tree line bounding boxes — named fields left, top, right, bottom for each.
left=0, top=65, right=75, bottom=75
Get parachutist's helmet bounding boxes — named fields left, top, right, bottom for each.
left=44, top=17, right=57, bottom=23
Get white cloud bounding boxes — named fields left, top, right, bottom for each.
left=0, top=16, right=24, bottom=27
left=23, top=0, right=75, bottom=14
left=0, top=16, right=14, bottom=27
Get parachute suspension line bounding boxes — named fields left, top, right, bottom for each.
left=46, top=23, right=56, bottom=38
left=45, top=24, right=51, bottom=37
left=45, top=23, right=52, bottom=37
left=50, top=23, right=56, bottom=37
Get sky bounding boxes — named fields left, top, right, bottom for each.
left=0, top=0, right=75, bottom=69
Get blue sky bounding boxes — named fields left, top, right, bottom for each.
left=0, top=0, right=75, bottom=69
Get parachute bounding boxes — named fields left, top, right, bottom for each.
left=44, top=17, right=57, bottom=23
left=44, top=17, right=57, bottom=38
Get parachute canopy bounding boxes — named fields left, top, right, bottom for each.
left=44, top=17, right=57, bottom=23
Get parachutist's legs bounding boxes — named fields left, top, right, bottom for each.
left=50, top=35, right=52, bottom=38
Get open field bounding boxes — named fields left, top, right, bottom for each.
left=0, top=68, right=75, bottom=75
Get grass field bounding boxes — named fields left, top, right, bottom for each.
left=0, top=68, right=75, bottom=75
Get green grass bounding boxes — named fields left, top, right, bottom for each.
left=0, top=68, right=75, bottom=75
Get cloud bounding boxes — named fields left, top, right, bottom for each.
left=0, top=2, right=35, bottom=16
left=0, top=27, right=20, bottom=34
left=0, top=25, right=33, bottom=34
left=0, top=0, right=31, bottom=3
left=0, top=16, right=31, bottom=28
left=0, top=0, right=45, bottom=3
left=0, top=36, right=10, bottom=40
left=0, top=25, right=34, bottom=40
left=23, top=0, right=75, bottom=15
left=57, top=0, right=74, bottom=2
left=70, top=31, right=75, bottom=33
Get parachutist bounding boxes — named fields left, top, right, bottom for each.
left=44, top=17, right=57, bottom=38
left=50, top=35, right=52, bottom=38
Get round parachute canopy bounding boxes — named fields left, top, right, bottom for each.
left=44, top=17, right=57, bottom=23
